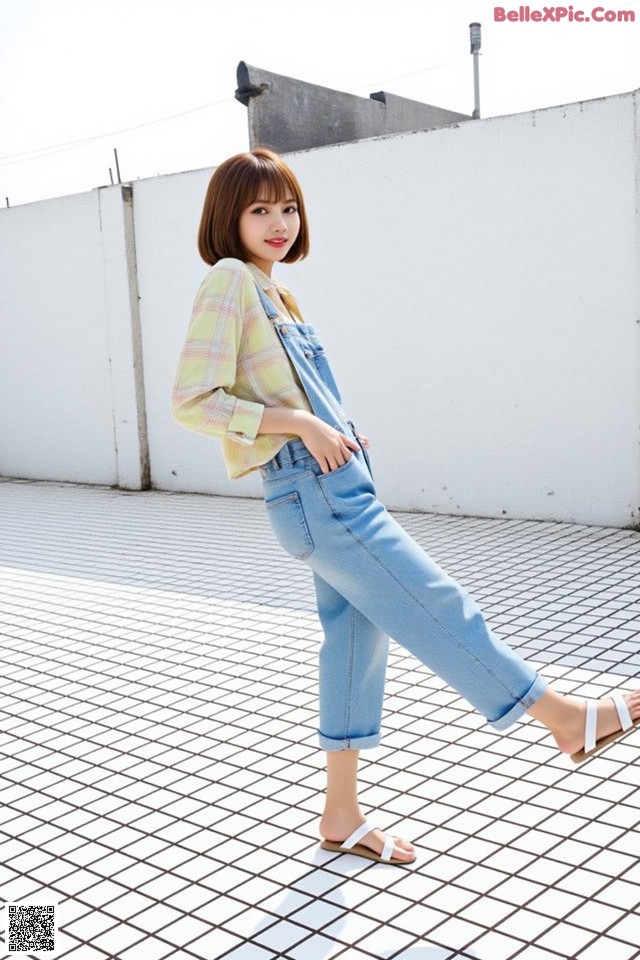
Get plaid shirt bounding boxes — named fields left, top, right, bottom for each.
left=172, top=258, right=313, bottom=479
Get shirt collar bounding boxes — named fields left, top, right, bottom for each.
left=245, top=261, right=289, bottom=296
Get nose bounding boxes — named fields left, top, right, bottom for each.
left=270, top=210, right=287, bottom=232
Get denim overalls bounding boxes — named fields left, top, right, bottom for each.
left=256, top=286, right=547, bottom=751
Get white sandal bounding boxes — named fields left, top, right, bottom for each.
left=320, top=820, right=415, bottom=864
left=571, top=691, right=639, bottom=763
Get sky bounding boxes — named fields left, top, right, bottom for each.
left=1, top=0, right=638, bottom=208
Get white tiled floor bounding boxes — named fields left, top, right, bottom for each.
left=0, top=478, right=639, bottom=960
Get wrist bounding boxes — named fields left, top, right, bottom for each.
left=292, top=409, right=315, bottom=439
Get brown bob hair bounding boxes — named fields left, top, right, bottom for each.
left=197, top=147, right=310, bottom=266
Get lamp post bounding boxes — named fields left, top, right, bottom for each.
left=469, top=22, right=482, bottom=119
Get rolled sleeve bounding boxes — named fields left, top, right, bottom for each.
left=227, top=397, right=264, bottom=445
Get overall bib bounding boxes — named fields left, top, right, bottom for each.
left=256, top=286, right=547, bottom=750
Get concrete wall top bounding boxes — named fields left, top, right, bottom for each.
left=235, top=61, right=471, bottom=153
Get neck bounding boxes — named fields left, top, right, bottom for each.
left=248, top=258, right=273, bottom=278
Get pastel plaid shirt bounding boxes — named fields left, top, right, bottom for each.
left=172, top=258, right=313, bottom=479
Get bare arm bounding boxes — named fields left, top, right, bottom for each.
left=259, top=407, right=360, bottom=475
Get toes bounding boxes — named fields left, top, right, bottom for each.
left=628, top=691, right=640, bottom=720
left=363, top=828, right=416, bottom=860
left=392, top=837, right=416, bottom=859
left=393, top=837, right=415, bottom=852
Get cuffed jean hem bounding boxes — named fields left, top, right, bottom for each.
left=488, top=674, right=549, bottom=731
left=318, top=731, right=382, bottom=751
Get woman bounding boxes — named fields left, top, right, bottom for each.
left=172, top=148, right=640, bottom=865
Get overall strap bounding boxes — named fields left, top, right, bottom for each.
left=255, top=282, right=304, bottom=324
left=254, top=283, right=280, bottom=321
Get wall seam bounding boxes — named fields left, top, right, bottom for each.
left=121, top=184, right=151, bottom=489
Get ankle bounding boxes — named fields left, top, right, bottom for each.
left=320, top=808, right=365, bottom=837
left=321, top=805, right=363, bottom=821
left=526, top=690, right=581, bottom=735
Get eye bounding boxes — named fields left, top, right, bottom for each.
left=284, top=205, right=298, bottom=214
left=250, top=206, right=267, bottom=215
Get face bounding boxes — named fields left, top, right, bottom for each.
left=238, top=193, right=300, bottom=276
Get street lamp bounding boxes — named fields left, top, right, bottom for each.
left=469, top=22, right=482, bottom=119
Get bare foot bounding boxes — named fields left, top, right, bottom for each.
left=551, top=690, right=640, bottom=755
left=319, top=814, right=416, bottom=862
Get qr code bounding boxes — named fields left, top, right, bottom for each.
left=7, top=903, right=56, bottom=952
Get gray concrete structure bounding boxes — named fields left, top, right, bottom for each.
left=235, top=61, right=471, bottom=152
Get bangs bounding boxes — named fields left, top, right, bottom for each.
left=242, top=158, right=301, bottom=206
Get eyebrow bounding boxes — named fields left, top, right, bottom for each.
left=252, top=197, right=297, bottom=204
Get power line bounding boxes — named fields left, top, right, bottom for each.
left=349, top=54, right=467, bottom=95
left=0, top=95, right=235, bottom=167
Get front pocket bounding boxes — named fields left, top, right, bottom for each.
left=265, top=491, right=315, bottom=560
left=323, top=455, right=357, bottom=480
left=316, top=452, right=375, bottom=519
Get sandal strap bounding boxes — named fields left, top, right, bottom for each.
left=611, top=691, right=633, bottom=731
left=341, top=821, right=401, bottom=861
left=585, top=700, right=598, bottom=754
left=380, top=834, right=395, bottom=861
left=342, top=821, right=374, bottom=850
left=584, top=694, right=633, bottom=755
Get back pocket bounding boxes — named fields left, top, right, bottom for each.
left=265, top=491, right=315, bottom=560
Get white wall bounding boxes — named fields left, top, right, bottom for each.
left=1, top=89, right=639, bottom=526
left=0, top=191, right=118, bottom=485
left=281, top=92, right=640, bottom=527
left=0, top=185, right=148, bottom=488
